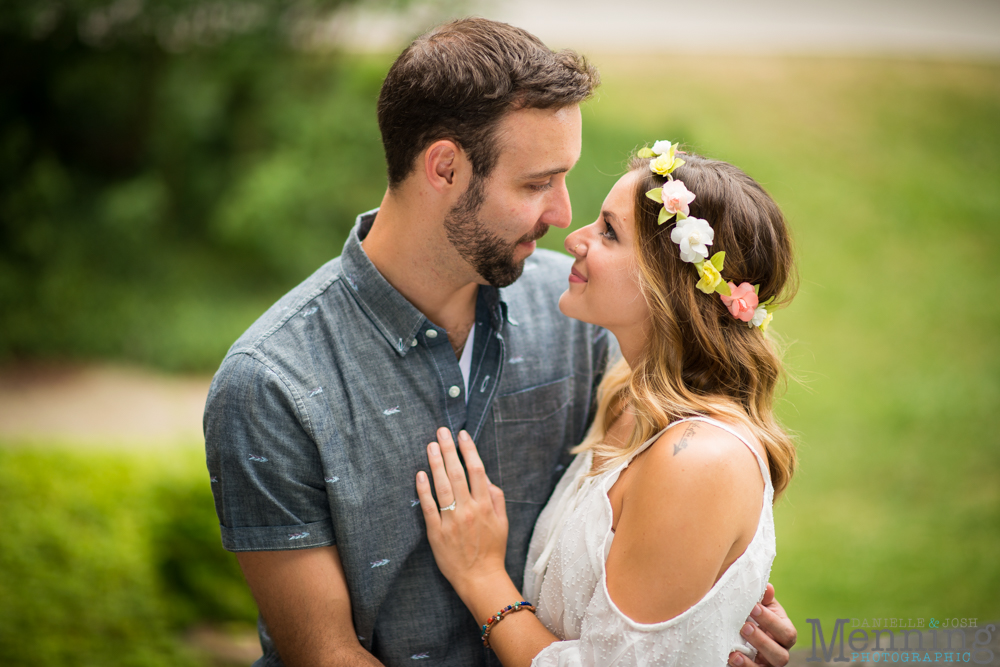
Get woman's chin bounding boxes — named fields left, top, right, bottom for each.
left=558, top=290, right=592, bottom=325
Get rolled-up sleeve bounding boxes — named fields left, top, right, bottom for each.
left=204, top=351, right=334, bottom=552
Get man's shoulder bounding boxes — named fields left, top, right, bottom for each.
left=222, top=256, right=346, bottom=364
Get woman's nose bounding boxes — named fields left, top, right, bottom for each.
left=565, top=229, right=587, bottom=257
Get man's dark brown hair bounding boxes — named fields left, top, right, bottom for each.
left=377, top=18, right=599, bottom=188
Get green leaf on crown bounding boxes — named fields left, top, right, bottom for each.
left=710, top=251, right=726, bottom=271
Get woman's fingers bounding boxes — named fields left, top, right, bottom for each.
left=456, top=430, right=491, bottom=500
left=415, top=471, right=440, bottom=531
left=426, top=440, right=455, bottom=511
left=437, top=427, right=472, bottom=503
left=488, top=483, right=507, bottom=523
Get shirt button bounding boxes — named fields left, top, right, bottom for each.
left=448, top=385, right=461, bottom=398
left=426, top=329, right=438, bottom=339
left=410, top=339, right=418, bottom=347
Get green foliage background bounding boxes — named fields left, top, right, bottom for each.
left=1, top=0, right=390, bottom=371
left=1, top=2, right=999, bottom=664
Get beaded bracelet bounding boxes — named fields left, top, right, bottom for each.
left=481, top=601, right=536, bottom=648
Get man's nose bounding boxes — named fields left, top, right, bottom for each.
left=542, top=182, right=573, bottom=229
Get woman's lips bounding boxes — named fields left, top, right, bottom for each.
left=569, top=267, right=588, bottom=283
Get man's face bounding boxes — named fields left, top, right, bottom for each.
left=444, top=105, right=582, bottom=287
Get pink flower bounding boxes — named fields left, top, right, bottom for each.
left=660, top=180, right=696, bottom=217
left=720, top=282, right=759, bottom=322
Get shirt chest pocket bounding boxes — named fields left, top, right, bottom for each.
left=492, top=374, right=575, bottom=505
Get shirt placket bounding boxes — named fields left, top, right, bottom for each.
left=464, top=300, right=505, bottom=443
left=421, top=322, right=470, bottom=436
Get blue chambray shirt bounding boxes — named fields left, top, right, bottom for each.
left=205, top=210, right=614, bottom=666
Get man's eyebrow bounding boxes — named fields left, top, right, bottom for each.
left=523, top=166, right=570, bottom=180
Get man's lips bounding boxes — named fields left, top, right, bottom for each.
left=517, top=224, right=550, bottom=246
left=569, top=267, right=588, bottom=283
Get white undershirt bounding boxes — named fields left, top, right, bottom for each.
left=458, top=323, right=475, bottom=405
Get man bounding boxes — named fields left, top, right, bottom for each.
left=205, top=18, right=796, bottom=667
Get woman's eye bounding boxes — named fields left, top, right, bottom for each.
left=600, top=218, right=617, bottom=241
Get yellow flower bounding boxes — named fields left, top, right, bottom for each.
left=759, top=311, right=774, bottom=332
left=650, top=153, right=677, bottom=176
left=695, top=261, right=723, bottom=294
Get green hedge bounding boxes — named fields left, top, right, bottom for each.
left=0, top=444, right=256, bottom=666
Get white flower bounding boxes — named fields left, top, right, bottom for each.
left=669, top=217, right=714, bottom=263
left=751, top=305, right=769, bottom=328
left=651, top=140, right=673, bottom=156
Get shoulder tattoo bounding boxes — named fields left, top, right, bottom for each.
left=673, top=422, right=699, bottom=456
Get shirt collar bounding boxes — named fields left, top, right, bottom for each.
left=340, top=209, right=508, bottom=356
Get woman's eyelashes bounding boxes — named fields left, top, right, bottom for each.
left=600, top=214, right=617, bottom=241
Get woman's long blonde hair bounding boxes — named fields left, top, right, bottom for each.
left=573, top=153, right=798, bottom=498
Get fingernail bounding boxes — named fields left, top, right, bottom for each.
left=459, top=430, right=469, bottom=441
left=751, top=604, right=762, bottom=618
left=741, top=622, right=754, bottom=637
left=428, top=442, right=439, bottom=456
left=417, top=471, right=426, bottom=482
left=729, top=654, right=744, bottom=666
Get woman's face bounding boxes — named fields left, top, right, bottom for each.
left=559, top=171, right=650, bottom=337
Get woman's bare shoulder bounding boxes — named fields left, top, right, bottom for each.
left=604, top=419, right=766, bottom=624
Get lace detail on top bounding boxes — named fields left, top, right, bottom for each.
left=522, top=416, right=776, bottom=667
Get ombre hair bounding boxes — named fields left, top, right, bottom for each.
left=574, top=152, right=798, bottom=497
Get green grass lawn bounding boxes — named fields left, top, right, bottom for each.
left=2, top=55, right=998, bottom=664
left=549, top=55, right=1000, bottom=626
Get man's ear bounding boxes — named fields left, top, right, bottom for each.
left=423, top=140, right=465, bottom=194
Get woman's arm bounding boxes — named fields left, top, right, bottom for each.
left=415, top=428, right=559, bottom=667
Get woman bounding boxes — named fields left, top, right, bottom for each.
left=414, top=143, right=797, bottom=666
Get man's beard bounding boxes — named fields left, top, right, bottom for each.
left=444, top=177, right=548, bottom=288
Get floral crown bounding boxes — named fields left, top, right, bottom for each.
left=638, top=140, right=774, bottom=332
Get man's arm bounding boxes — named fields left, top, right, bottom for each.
left=236, top=546, right=383, bottom=667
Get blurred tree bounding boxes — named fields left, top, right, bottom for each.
left=0, top=1, right=403, bottom=370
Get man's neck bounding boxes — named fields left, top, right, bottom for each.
left=362, top=189, right=480, bottom=355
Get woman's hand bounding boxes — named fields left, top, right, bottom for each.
left=415, top=428, right=510, bottom=602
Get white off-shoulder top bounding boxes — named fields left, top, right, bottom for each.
left=522, top=416, right=775, bottom=666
